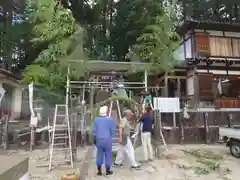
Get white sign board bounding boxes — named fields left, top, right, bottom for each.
left=153, top=97, right=180, bottom=113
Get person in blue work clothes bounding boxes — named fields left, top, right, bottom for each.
left=140, top=106, right=154, bottom=162
left=92, top=105, right=116, bottom=176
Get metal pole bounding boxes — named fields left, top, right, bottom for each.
left=144, top=70, right=148, bottom=92
left=108, top=100, right=113, bottom=117
left=129, top=90, right=132, bottom=99
left=69, top=85, right=163, bottom=89
left=89, top=86, right=94, bottom=118
left=70, top=81, right=145, bottom=85
left=82, top=84, right=85, bottom=103
left=66, top=66, right=70, bottom=109
left=65, top=66, right=74, bottom=162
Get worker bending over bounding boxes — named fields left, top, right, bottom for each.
left=92, top=106, right=116, bottom=176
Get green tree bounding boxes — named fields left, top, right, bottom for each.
left=180, top=0, right=240, bottom=23
left=22, top=0, right=180, bottom=84
left=133, top=13, right=179, bottom=73
left=22, top=0, right=86, bottom=94
left=5, top=0, right=182, bottom=95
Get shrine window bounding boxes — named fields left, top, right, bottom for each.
left=194, top=32, right=240, bottom=58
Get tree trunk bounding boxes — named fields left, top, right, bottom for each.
left=5, top=0, right=13, bottom=71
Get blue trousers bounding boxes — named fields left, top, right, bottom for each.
left=96, top=140, right=112, bottom=169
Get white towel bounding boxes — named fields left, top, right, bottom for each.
left=217, top=79, right=222, bottom=95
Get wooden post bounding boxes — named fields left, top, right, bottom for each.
left=164, top=73, right=168, bottom=97
left=72, top=113, right=77, bottom=160
left=177, top=78, right=181, bottom=97
left=144, top=70, right=148, bottom=92
left=203, top=112, right=209, bottom=144
left=192, top=67, right=200, bottom=123
left=173, top=113, right=176, bottom=127
left=193, top=67, right=200, bottom=108
left=89, top=86, right=94, bottom=117
left=30, top=125, right=35, bottom=151
left=227, top=113, right=233, bottom=128
left=180, top=115, right=184, bottom=144
left=3, top=115, right=9, bottom=149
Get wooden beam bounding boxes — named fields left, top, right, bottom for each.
left=69, top=60, right=148, bottom=71
left=177, top=78, right=181, bottom=97
left=167, top=76, right=187, bottom=79
left=193, top=67, right=200, bottom=108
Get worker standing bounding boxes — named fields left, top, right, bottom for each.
left=114, top=109, right=141, bottom=169
left=140, top=106, right=154, bottom=162
left=92, top=106, right=116, bottom=176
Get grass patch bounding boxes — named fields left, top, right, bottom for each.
left=177, top=149, right=231, bottom=179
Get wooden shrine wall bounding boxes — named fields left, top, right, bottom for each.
left=198, top=73, right=213, bottom=99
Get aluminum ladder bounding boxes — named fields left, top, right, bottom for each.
left=108, top=99, right=122, bottom=151
left=49, top=104, right=73, bottom=171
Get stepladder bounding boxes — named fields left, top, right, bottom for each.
left=108, top=99, right=122, bottom=150
left=49, top=104, right=73, bottom=171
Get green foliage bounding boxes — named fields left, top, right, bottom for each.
left=133, top=3, right=180, bottom=73
left=179, top=0, right=240, bottom=23
left=88, top=95, right=141, bottom=134
left=180, top=149, right=231, bottom=179
left=30, top=0, right=84, bottom=62
left=22, top=0, right=86, bottom=94
left=0, top=0, right=33, bottom=71
left=22, top=64, right=49, bottom=83
left=111, top=0, right=165, bottom=61
left=5, top=0, right=181, bottom=95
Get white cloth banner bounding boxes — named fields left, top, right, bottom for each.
left=28, top=83, right=37, bottom=126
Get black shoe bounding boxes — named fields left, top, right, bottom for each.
left=97, top=167, right=102, bottom=176
left=131, top=165, right=141, bottom=169
left=97, top=171, right=103, bottom=176
left=113, top=163, right=124, bottom=167
left=106, top=170, right=113, bottom=175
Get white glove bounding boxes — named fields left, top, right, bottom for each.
left=131, top=133, right=137, bottom=139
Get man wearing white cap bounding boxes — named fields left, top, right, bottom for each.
left=113, top=109, right=140, bottom=169
left=92, top=105, right=116, bottom=176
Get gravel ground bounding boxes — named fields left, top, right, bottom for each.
left=1, top=144, right=240, bottom=180
left=86, top=144, right=240, bottom=180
